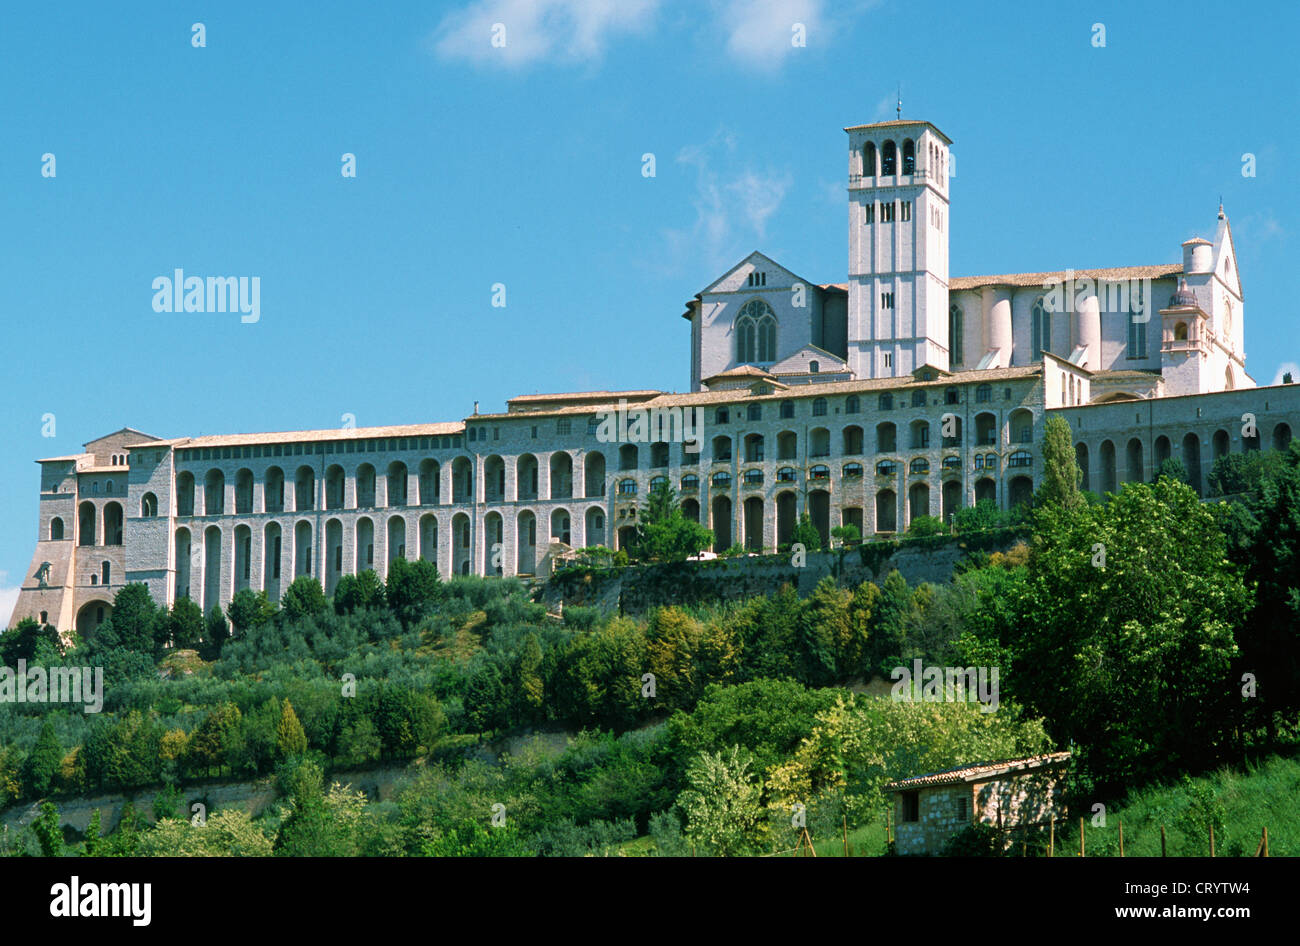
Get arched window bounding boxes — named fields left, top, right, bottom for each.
left=902, top=139, right=915, bottom=175
left=845, top=395, right=860, bottom=414
left=777, top=467, right=798, bottom=483
left=1008, top=450, right=1033, bottom=468
left=942, top=456, right=961, bottom=472
left=1175, top=321, right=1188, bottom=341
left=617, top=479, right=637, bottom=496
left=882, top=141, right=897, bottom=175
left=780, top=400, right=795, bottom=419
left=649, top=475, right=669, bottom=492
left=747, top=403, right=762, bottom=421
left=976, top=384, right=991, bottom=403
left=876, top=460, right=898, bottom=476
left=809, top=360, right=819, bottom=374
left=812, top=398, right=828, bottom=417
left=949, top=304, right=963, bottom=366
left=843, top=463, right=864, bottom=478
left=735, top=299, right=778, bottom=364
left=862, top=141, right=876, bottom=177
left=742, top=469, right=763, bottom=486
left=711, top=471, right=732, bottom=488
left=878, top=393, right=893, bottom=410
left=50, top=517, right=64, bottom=541
left=1128, top=307, right=1148, bottom=359
left=1031, top=297, right=1051, bottom=358
left=808, top=465, right=830, bottom=481
left=141, top=493, right=158, bottom=517
left=680, top=474, right=699, bottom=491
left=910, top=458, right=930, bottom=474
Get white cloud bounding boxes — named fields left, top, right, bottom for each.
left=0, top=572, right=20, bottom=629
left=720, top=0, right=824, bottom=66
left=432, top=0, right=660, bottom=67
left=661, top=130, right=793, bottom=273
left=1270, top=362, right=1299, bottom=386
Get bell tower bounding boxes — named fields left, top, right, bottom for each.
left=845, top=118, right=952, bottom=378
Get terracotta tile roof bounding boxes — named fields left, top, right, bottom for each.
left=35, top=454, right=87, bottom=464
left=508, top=390, right=663, bottom=405
left=843, top=119, right=953, bottom=144
left=172, top=422, right=465, bottom=450
left=884, top=751, right=1072, bottom=791
left=950, top=264, right=1182, bottom=291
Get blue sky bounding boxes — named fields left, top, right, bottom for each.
left=2, top=0, right=1297, bottom=620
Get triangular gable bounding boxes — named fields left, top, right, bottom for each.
left=1213, top=211, right=1243, bottom=300
left=698, top=250, right=817, bottom=296
left=770, top=343, right=849, bottom=375
left=84, top=427, right=161, bottom=450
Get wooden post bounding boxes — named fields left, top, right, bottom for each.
left=1263, top=826, right=1269, bottom=858
left=1118, top=819, right=1124, bottom=857
left=843, top=815, right=849, bottom=858
left=1209, top=824, right=1215, bottom=857
left=1160, top=824, right=1167, bottom=858
left=1079, top=817, right=1085, bottom=857
left=1048, top=817, right=1054, bottom=858
left=886, top=809, right=893, bottom=845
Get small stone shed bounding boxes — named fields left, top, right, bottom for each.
left=884, top=751, right=1071, bottom=855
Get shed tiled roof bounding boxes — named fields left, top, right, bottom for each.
left=950, top=264, right=1182, bottom=291
left=169, top=422, right=465, bottom=450
left=884, top=752, right=1071, bottom=791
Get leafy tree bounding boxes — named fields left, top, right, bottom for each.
left=187, top=703, right=243, bottom=778
left=203, top=605, right=230, bottom=658
left=164, top=597, right=204, bottom=652
left=227, top=589, right=276, bottom=635
left=32, top=801, right=64, bottom=857
left=333, top=570, right=386, bottom=614
left=791, top=513, right=824, bottom=553
left=1153, top=456, right=1189, bottom=485
left=869, top=570, right=912, bottom=672
left=1007, top=477, right=1249, bottom=796
left=276, top=700, right=309, bottom=759
left=631, top=481, right=713, bottom=562
left=385, top=558, right=444, bottom=629
left=517, top=632, right=545, bottom=722
left=678, top=746, right=766, bottom=856
left=83, top=809, right=104, bottom=857
left=280, top=576, right=328, bottom=623
left=103, top=583, right=162, bottom=655
left=953, top=499, right=1005, bottom=534
left=0, top=617, right=60, bottom=665
left=907, top=514, right=946, bottom=537
left=1036, top=414, right=1084, bottom=510
left=22, top=719, right=63, bottom=797
left=831, top=523, right=861, bottom=547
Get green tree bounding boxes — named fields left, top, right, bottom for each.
left=333, top=570, right=386, bottom=614
left=275, top=700, right=309, bottom=759
left=187, top=703, right=243, bottom=777
left=281, top=576, right=328, bottom=623
left=22, top=719, right=63, bottom=797
left=1036, top=414, right=1084, bottom=511
left=32, top=801, right=64, bottom=857
left=1153, top=456, right=1189, bottom=485
left=631, top=480, right=714, bottom=562
left=385, top=557, right=444, bottom=629
left=203, top=605, right=230, bottom=658
left=164, top=596, right=204, bottom=652
left=791, top=513, right=824, bottom=552
left=103, top=583, right=162, bottom=655
left=82, top=809, right=104, bottom=856
left=0, top=617, right=61, bottom=665
left=226, top=589, right=276, bottom=635
left=870, top=570, right=912, bottom=672
left=678, top=746, right=766, bottom=856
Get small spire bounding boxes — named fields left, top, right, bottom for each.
left=896, top=83, right=902, bottom=120
left=1218, top=199, right=1225, bottom=219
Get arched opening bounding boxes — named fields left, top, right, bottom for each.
left=294, top=520, right=313, bottom=577
left=233, top=468, right=254, bottom=514
left=743, top=496, right=764, bottom=552
left=295, top=466, right=316, bottom=512
left=263, top=522, right=283, bottom=602
left=941, top=416, right=963, bottom=448
left=1174, top=321, right=1188, bottom=341
left=619, top=444, right=640, bottom=471
left=777, top=430, right=798, bottom=460
left=1125, top=438, right=1144, bottom=484
left=204, top=525, right=223, bottom=613
left=1182, top=433, right=1202, bottom=495
left=484, top=512, right=504, bottom=575
left=909, top=420, right=930, bottom=450
left=1212, top=429, right=1230, bottom=459
left=974, top=478, right=996, bottom=505
left=452, top=513, right=471, bottom=575
left=177, top=472, right=195, bottom=517
left=901, top=138, right=915, bottom=175
left=908, top=482, right=930, bottom=526
left=710, top=436, right=731, bottom=463
left=1075, top=443, right=1090, bottom=492
left=420, top=513, right=438, bottom=563
left=75, top=601, right=112, bottom=638
left=357, top=463, right=377, bottom=507
left=584, top=506, right=605, bottom=548
left=876, top=422, right=897, bottom=453
left=842, top=425, right=864, bottom=455
left=174, top=528, right=192, bottom=600
left=875, top=489, right=898, bottom=533
left=1274, top=423, right=1293, bottom=451
left=78, top=501, right=97, bottom=546
left=809, top=428, right=830, bottom=458
left=551, top=508, right=571, bottom=546
left=882, top=140, right=897, bottom=175
left=205, top=469, right=225, bottom=515
left=517, top=511, right=537, bottom=575
left=387, top=515, right=407, bottom=566
left=949, top=304, right=963, bottom=366
left=325, top=465, right=345, bottom=510
left=452, top=458, right=474, bottom=503
left=682, top=498, right=700, bottom=524
left=769, top=491, right=794, bottom=547
left=324, top=519, right=343, bottom=595
left=584, top=452, right=606, bottom=498
left=808, top=491, right=830, bottom=549
left=387, top=461, right=408, bottom=507
left=235, top=523, right=253, bottom=594
left=103, top=502, right=123, bottom=546
left=1009, top=476, right=1034, bottom=509
left=841, top=506, right=863, bottom=541
left=1154, top=435, right=1171, bottom=468
left=744, top=433, right=765, bottom=463
left=419, top=459, right=441, bottom=505
left=975, top=412, right=997, bottom=446
left=942, top=480, right=962, bottom=523
left=50, top=517, right=64, bottom=541
left=549, top=453, right=573, bottom=499
left=517, top=455, right=539, bottom=501
left=862, top=141, right=876, bottom=177
left=1009, top=409, right=1033, bottom=445
left=1100, top=440, right=1117, bottom=494
left=355, top=517, right=375, bottom=573
left=483, top=456, right=505, bottom=503
left=711, top=495, right=732, bottom=551
left=264, top=467, right=285, bottom=513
